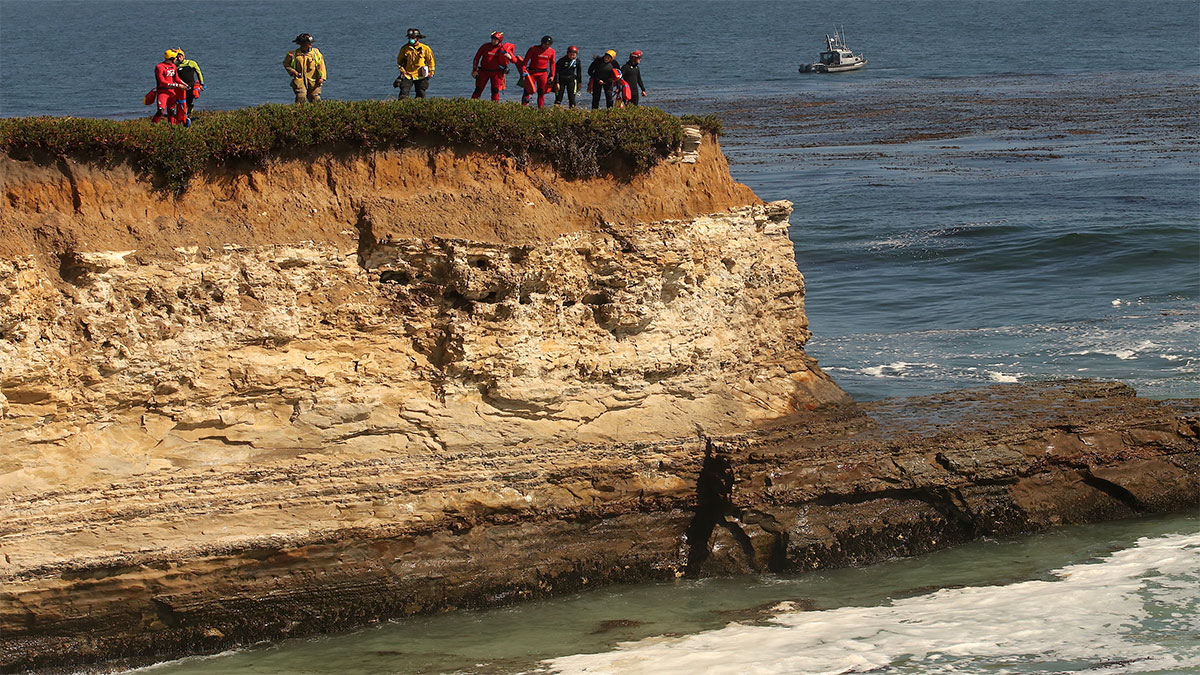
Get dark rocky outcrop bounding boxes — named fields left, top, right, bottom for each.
left=2, top=381, right=1195, bottom=672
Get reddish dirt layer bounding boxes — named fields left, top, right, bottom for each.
left=0, top=136, right=758, bottom=261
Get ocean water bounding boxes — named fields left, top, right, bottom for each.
left=138, top=513, right=1200, bottom=674
left=3, top=1, right=1198, bottom=672
left=2, top=0, right=1196, bottom=402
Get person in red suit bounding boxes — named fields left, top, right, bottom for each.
left=521, top=36, right=556, bottom=108
left=472, top=31, right=523, bottom=101
left=152, top=49, right=189, bottom=125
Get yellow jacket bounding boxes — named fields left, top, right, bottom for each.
left=284, top=47, right=326, bottom=84
left=396, top=42, right=434, bottom=79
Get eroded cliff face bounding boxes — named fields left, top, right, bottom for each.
left=3, top=134, right=846, bottom=489
left=0, top=132, right=757, bottom=259
left=2, top=213, right=845, bottom=497
left=2, top=134, right=1196, bottom=672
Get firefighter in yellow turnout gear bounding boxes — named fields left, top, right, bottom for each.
left=284, top=33, right=326, bottom=103
left=395, top=28, right=435, bottom=99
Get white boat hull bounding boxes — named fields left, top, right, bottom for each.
left=800, top=58, right=867, bottom=73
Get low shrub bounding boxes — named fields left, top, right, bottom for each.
left=0, top=100, right=693, bottom=193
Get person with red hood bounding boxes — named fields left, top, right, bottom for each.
left=472, top=31, right=523, bottom=101
left=612, top=67, right=632, bottom=108
left=521, top=35, right=556, bottom=108
left=152, top=49, right=189, bottom=125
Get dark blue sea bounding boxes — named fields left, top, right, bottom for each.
left=2, top=1, right=1198, bottom=672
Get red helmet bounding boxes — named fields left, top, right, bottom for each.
left=567, top=45, right=578, bottom=53
left=490, top=31, right=503, bottom=39
left=630, top=50, right=643, bottom=58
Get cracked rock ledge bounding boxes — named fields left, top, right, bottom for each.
left=0, top=136, right=1197, bottom=672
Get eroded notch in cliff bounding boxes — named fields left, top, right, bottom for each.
left=684, top=438, right=756, bottom=577
left=353, top=207, right=376, bottom=266
left=1081, top=471, right=1148, bottom=513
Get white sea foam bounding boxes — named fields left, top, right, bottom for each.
left=858, top=362, right=936, bottom=378
left=984, top=370, right=1019, bottom=382
left=545, top=532, right=1200, bottom=675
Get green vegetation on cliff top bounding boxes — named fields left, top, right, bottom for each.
left=0, top=99, right=723, bottom=192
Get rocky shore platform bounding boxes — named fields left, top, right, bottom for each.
left=1, top=126, right=1196, bottom=672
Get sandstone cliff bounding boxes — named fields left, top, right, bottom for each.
left=1, top=131, right=1196, bottom=672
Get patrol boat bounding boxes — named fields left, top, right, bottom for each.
left=799, top=27, right=867, bottom=73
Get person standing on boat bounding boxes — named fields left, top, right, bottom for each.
left=472, top=31, right=523, bottom=101
left=587, top=50, right=621, bottom=109
left=620, top=50, right=647, bottom=106
left=553, top=45, right=582, bottom=108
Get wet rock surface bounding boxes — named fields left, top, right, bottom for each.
left=1, top=133, right=1196, bottom=672
left=1, top=381, right=1195, bottom=672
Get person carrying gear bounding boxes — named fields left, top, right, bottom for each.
left=152, top=49, right=189, bottom=125
left=587, top=49, right=621, bottom=109
left=395, top=28, right=435, bottom=99
left=621, top=50, right=648, bottom=106
left=171, top=49, right=205, bottom=115
left=472, top=31, right=522, bottom=101
left=284, top=33, right=326, bottom=103
left=521, top=35, right=556, bottom=108
left=553, top=45, right=582, bottom=108
left=612, top=67, right=631, bottom=108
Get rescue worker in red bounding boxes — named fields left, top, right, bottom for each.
left=612, top=68, right=632, bottom=108
left=521, top=35, right=556, bottom=108
left=472, top=31, right=523, bottom=101
left=153, top=49, right=189, bottom=125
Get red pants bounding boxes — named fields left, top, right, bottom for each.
left=472, top=71, right=506, bottom=101
left=153, top=90, right=187, bottom=124
left=521, top=72, right=550, bottom=108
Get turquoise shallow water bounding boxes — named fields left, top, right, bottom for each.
left=139, top=513, right=1200, bottom=674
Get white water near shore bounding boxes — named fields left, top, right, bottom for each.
left=546, top=531, right=1200, bottom=675
left=135, top=514, right=1199, bottom=674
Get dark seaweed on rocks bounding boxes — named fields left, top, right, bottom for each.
left=0, top=99, right=689, bottom=192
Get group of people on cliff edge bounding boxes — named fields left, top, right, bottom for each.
left=148, top=29, right=647, bottom=124
left=147, top=49, right=205, bottom=125
left=467, top=31, right=647, bottom=109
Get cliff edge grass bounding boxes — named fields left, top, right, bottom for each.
left=0, top=98, right=724, bottom=192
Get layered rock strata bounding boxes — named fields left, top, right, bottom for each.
left=2, top=135, right=1197, bottom=671
left=1, top=382, right=1196, bottom=672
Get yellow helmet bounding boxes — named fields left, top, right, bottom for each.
left=604, top=49, right=616, bottom=58
left=173, top=48, right=185, bottom=58
left=164, top=49, right=178, bottom=60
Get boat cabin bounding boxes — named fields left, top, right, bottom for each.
left=819, top=49, right=854, bottom=66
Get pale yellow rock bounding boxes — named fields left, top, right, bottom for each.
left=0, top=202, right=845, bottom=501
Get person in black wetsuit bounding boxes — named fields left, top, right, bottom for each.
left=588, top=49, right=621, bottom=109
left=621, top=50, right=647, bottom=106
left=553, top=45, right=582, bottom=107
left=172, top=49, right=205, bottom=114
